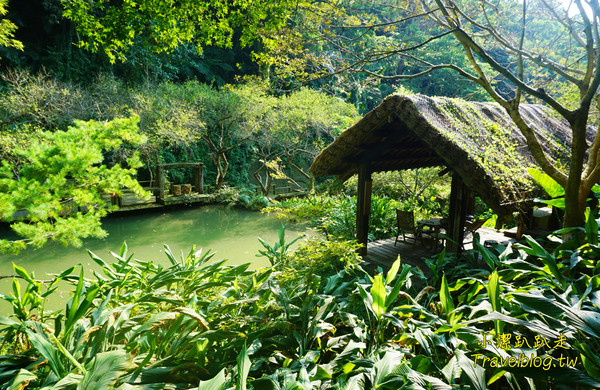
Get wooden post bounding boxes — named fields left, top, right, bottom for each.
left=356, top=164, right=372, bottom=256
left=157, top=165, right=165, bottom=200
left=447, top=172, right=469, bottom=253
left=194, top=163, right=204, bottom=194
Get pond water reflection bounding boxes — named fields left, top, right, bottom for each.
left=0, top=205, right=308, bottom=292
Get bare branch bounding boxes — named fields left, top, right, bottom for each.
left=329, top=8, right=438, bottom=29
left=456, top=0, right=583, bottom=83
left=452, top=26, right=574, bottom=118
left=539, top=0, right=586, bottom=47
left=514, top=0, right=526, bottom=104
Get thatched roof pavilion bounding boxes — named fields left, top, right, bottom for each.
left=310, top=93, right=573, bottom=254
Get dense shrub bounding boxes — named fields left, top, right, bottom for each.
left=266, top=193, right=425, bottom=242
left=2, top=215, right=600, bottom=388
left=0, top=73, right=353, bottom=192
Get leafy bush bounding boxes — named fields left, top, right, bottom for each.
left=344, top=169, right=451, bottom=218
left=266, top=194, right=400, bottom=241
left=284, top=236, right=362, bottom=281
left=211, top=186, right=273, bottom=211
left=2, top=216, right=600, bottom=388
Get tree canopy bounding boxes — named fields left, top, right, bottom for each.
left=268, top=0, right=600, bottom=226
left=60, top=0, right=297, bottom=63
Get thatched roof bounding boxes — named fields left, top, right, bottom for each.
left=310, top=94, right=574, bottom=218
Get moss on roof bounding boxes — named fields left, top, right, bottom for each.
left=310, top=94, right=574, bottom=218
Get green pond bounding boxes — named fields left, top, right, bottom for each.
left=0, top=205, right=309, bottom=312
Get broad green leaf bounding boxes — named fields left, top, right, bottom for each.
left=487, top=370, right=507, bottom=386
left=330, top=341, right=366, bottom=373
left=410, top=355, right=432, bottom=374
left=7, top=369, right=36, bottom=390
left=385, top=264, right=411, bottom=309
left=25, top=322, right=66, bottom=377
left=12, top=264, right=32, bottom=283
left=385, top=256, right=401, bottom=286
left=198, top=368, right=227, bottom=390
left=370, top=274, right=386, bottom=319
left=585, top=209, right=599, bottom=245
left=236, top=342, right=251, bottom=390
left=521, top=235, right=566, bottom=288
left=486, top=270, right=502, bottom=334
left=473, top=239, right=498, bottom=269
left=456, top=350, right=486, bottom=390
left=441, top=356, right=461, bottom=383
left=527, top=168, right=565, bottom=197
left=373, top=350, right=403, bottom=386
left=439, top=274, right=454, bottom=314
left=51, top=373, right=85, bottom=389
left=77, top=350, right=132, bottom=390
left=65, top=268, right=86, bottom=334
left=119, top=241, right=128, bottom=258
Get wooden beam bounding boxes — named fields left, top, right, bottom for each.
left=446, top=173, right=469, bottom=253
left=356, top=164, right=372, bottom=256
left=438, top=167, right=451, bottom=176
left=337, top=158, right=444, bottom=181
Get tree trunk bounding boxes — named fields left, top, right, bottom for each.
left=214, top=151, right=229, bottom=190
left=564, top=115, right=590, bottom=227
left=253, top=165, right=272, bottom=196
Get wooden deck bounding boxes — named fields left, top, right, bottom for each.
left=363, top=227, right=516, bottom=273
left=363, top=237, right=436, bottom=274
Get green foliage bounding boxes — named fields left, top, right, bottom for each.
left=0, top=116, right=147, bottom=253
left=0, top=0, right=22, bottom=57
left=257, top=224, right=302, bottom=267
left=285, top=236, right=362, bottom=280
left=251, top=86, right=359, bottom=195
left=344, top=169, right=451, bottom=219
left=2, top=215, right=600, bottom=388
left=266, top=194, right=401, bottom=242
left=61, top=0, right=296, bottom=63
